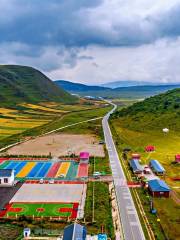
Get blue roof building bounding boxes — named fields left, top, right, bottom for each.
left=149, top=160, right=165, bottom=175
left=0, top=169, right=14, bottom=177
left=63, top=223, right=87, bottom=240
left=129, top=159, right=143, bottom=173
left=148, top=179, right=170, bottom=197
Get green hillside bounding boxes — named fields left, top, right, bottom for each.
left=111, top=90, right=180, bottom=240
left=0, top=65, right=76, bottom=106
left=112, top=88, right=180, bottom=131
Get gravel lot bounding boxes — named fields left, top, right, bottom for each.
left=7, top=134, right=104, bottom=157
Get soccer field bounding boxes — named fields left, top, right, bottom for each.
left=5, top=202, right=79, bottom=218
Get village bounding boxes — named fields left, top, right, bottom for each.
left=0, top=129, right=179, bottom=240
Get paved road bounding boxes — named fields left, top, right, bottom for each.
left=102, top=102, right=145, bottom=240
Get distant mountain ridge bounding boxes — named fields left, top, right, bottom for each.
left=56, top=80, right=110, bottom=92
left=101, top=80, right=180, bottom=88
left=55, top=80, right=180, bottom=99
left=0, top=65, right=76, bottom=106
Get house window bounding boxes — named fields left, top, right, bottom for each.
left=4, top=178, right=8, bottom=183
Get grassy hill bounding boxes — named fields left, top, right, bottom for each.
left=0, top=65, right=76, bottom=106
left=55, top=80, right=180, bottom=99
left=112, top=88, right=180, bottom=131
left=110, top=88, right=180, bottom=240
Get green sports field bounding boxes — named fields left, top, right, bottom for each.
left=5, top=202, right=78, bottom=218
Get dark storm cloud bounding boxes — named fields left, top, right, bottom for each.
left=1, top=0, right=180, bottom=81
left=0, top=0, right=180, bottom=48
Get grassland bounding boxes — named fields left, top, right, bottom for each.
left=0, top=223, right=23, bottom=240
left=110, top=89, right=180, bottom=239
left=84, top=182, right=114, bottom=239
left=110, top=121, right=180, bottom=240
left=88, top=155, right=111, bottom=175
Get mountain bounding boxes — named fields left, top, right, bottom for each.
left=55, top=80, right=110, bottom=92
left=55, top=80, right=180, bottom=99
left=0, top=65, right=76, bottom=106
left=112, top=85, right=180, bottom=98
left=112, top=88, right=180, bottom=131
left=101, top=80, right=180, bottom=88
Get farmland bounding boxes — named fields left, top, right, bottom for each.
left=0, top=101, right=111, bottom=149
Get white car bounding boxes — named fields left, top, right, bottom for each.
left=39, top=178, right=44, bottom=184
left=49, top=179, right=54, bottom=184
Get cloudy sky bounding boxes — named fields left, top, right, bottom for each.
left=1, top=0, right=180, bottom=84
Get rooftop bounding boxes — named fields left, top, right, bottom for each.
left=150, top=159, right=165, bottom=172
left=130, top=159, right=143, bottom=172
left=80, top=152, right=90, bottom=159
left=0, top=169, right=14, bottom=177
left=148, top=179, right=170, bottom=192
left=63, top=223, right=87, bottom=240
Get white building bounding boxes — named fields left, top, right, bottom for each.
left=0, top=169, right=15, bottom=186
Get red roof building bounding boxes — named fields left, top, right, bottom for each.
left=132, top=153, right=140, bottom=160
left=145, top=145, right=155, bottom=152
left=175, top=154, right=180, bottom=163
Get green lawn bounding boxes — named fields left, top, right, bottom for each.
left=6, top=203, right=74, bottom=218
left=84, top=182, right=114, bottom=239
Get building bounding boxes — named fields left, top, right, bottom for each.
left=175, top=154, right=180, bottom=163
left=129, top=159, right=143, bottom=174
left=148, top=179, right=171, bottom=197
left=23, top=228, right=31, bottom=238
left=63, top=223, right=87, bottom=240
left=79, top=152, right=90, bottom=164
left=145, top=145, right=155, bottom=152
left=131, top=153, right=140, bottom=160
left=143, top=166, right=151, bottom=174
left=149, top=160, right=165, bottom=175
left=0, top=169, right=15, bottom=186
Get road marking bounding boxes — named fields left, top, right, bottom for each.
left=130, top=222, right=138, bottom=226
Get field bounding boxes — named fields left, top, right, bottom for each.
left=111, top=120, right=180, bottom=186
left=0, top=160, right=88, bottom=180
left=0, top=102, right=111, bottom=149
left=4, top=202, right=78, bottom=219
left=7, top=134, right=104, bottom=157
left=0, top=183, right=86, bottom=220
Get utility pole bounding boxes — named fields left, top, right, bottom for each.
left=94, top=156, right=95, bottom=173
left=92, top=181, right=95, bottom=223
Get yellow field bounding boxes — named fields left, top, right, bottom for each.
left=0, top=105, right=55, bottom=140
left=0, top=101, right=106, bottom=141
left=16, top=162, right=36, bottom=178
left=55, top=162, right=70, bottom=177
left=21, top=103, right=69, bottom=113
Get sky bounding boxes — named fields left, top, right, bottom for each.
left=1, top=0, right=180, bottom=84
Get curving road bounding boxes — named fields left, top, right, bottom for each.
left=102, top=102, right=145, bottom=240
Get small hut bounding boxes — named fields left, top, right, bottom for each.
left=145, top=145, right=155, bottom=152
left=175, top=154, right=180, bottom=163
